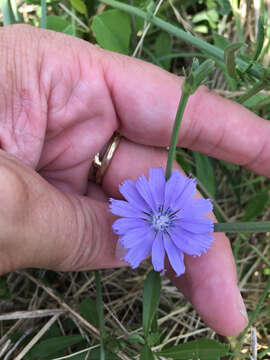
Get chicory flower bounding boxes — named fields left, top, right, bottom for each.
left=109, top=168, right=214, bottom=276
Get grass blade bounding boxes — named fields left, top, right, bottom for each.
left=0, top=0, right=16, bottom=25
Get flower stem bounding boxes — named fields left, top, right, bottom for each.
left=95, top=270, right=106, bottom=360
left=214, top=221, right=270, bottom=233
left=165, top=91, right=190, bottom=180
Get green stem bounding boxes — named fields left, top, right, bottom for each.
left=237, top=81, right=268, bottom=104
left=100, top=0, right=262, bottom=80
left=165, top=91, right=190, bottom=180
left=214, top=221, right=270, bottom=233
left=95, top=270, right=106, bottom=360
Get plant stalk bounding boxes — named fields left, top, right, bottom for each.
left=165, top=91, right=190, bottom=180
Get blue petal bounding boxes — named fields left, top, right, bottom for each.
left=136, top=174, right=156, bottom=211
left=151, top=232, right=165, bottom=272
left=120, top=226, right=152, bottom=248
left=179, top=217, right=214, bottom=234
left=148, top=168, right=165, bottom=210
left=174, top=178, right=197, bottom=210
left=164, top=170, right=186, bottom=209
left=164, top=235, right=185, bottom=277
left=119, top=179, right=150, bottom=211
left=124, top=233, right=153, bottom=268
left=181, top=198, right=213, bottom=218
left=112, top=217, right=146, bottom=235
left=169, top=226, right=214, bottom=256
left=109, top=199, right=142, bottom=218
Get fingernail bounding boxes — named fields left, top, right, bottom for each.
left=237, top=288, right=248, bottom=321
left=115, top=241, right=127, bottom=260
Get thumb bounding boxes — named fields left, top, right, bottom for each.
left=0, top=151, right=122, bottom=275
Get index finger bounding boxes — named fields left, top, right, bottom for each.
left=102, top=52, right=270, bottom=177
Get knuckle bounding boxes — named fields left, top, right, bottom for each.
left=57, top=196, right=104, bottom=271
left=0, top=163, right=29, bottom=222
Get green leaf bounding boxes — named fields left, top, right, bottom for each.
left=213, top=33, right=230, bottom=50
left=25, top=335, right=84, bottom=360
left=142, top=271, right=161, bottom=337
left=0, top=278, right=11, bottom=300
left=79, top=297, right=99, bottom=328
left=217, top=0, right=231, bottom=15
left=147, top=332, right=160, bottom=346
left=243, top=192, right=269, bottom=221
left=219, top=160, right=240, bottom=171
left=154, top=32, right=172, bottom=70
left=140, top=344, right=155, bottom=360
left=128, top=334, right=145, bottom=345
left=0, top=0, right=16, bottom=25
left=71, top=0, right=87, bottom=16
left=71, top=349, right=121, bottom=360
left=46, top=16, right=72, bottom=34
left=155, top=338, right=229, bottom=360
left=91, top=9, right=131, bottom=54
left=224, top=42, right=245, bottom=79
left=253, top=16, right=265, bottom=62
left=193, top=152, right=216, bottom=198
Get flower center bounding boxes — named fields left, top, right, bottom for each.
left=143, top=206, right=180, bottom=233
left=152, top=213, right=171, bottom=231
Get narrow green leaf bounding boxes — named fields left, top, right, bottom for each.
left=128, top=334, right=145, bottom=345
left=91, top=9, right=131, bottom=54
left=243, top=192, right=269, bottom=221
left=193, top=152, right=216, bottom=198
left=71, top=0, right=87, bottom=16
left=154, top=32, right=172, bottom=70
left=25, top=335, right=84, bottom=360
left=142, top=271, right=161, bottom=337
left=0, top=0, right=16, bottom=25
left=253, top=16, right=265, bottom=62
left=155, top=338, right=229, bottom=360
left=214, top=221, right=270, bottom=233
left=79, top=298, right=99, bottom=328
left=140, top=344, right=155, bottom=360
left=224, top=42, right=245, bottom=79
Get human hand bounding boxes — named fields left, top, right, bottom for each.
left=1, top=24, right=269, bottom=336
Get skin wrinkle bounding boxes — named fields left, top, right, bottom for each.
left=59, top=194, right=103, bottom=271
left=244, top=134, right=268, bottom=172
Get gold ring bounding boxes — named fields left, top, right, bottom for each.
left=89, top=132, right=121, bottom=184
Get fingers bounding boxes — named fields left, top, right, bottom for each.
left=0, top=151, right=123, bottom=275
left=102, top=52, right=270, bottom=177
left=103, top=139, right=248, bottom=336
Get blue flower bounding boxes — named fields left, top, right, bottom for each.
left=109, top=168, right=214, bottom=276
